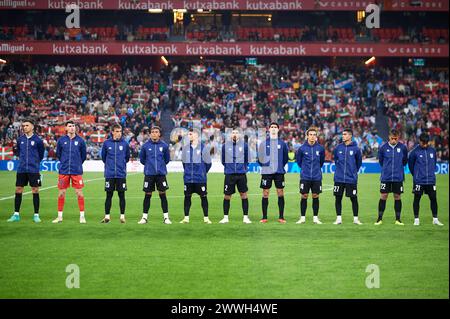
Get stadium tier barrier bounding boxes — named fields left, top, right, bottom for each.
left=0, top=160, right=448, bottom=174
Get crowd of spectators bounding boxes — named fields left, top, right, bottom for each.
left=1, top=23, right=448, bottom=44
left=0, top=62, right=448, bottom=162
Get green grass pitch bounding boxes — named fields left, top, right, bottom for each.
left=0, top=171, right=448, bottom=299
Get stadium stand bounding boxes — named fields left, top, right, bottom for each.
left=1, top=63, right=448, bottom=162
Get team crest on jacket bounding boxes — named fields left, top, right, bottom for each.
left=119, top=145, right=123, bottom=151
left=316, top=151, right=319, bottom=156
left=277, top=145, right=281, bottom=149
left=397, top=148, right=401, bottom=153
left=197, top=150, right=201, bottom=155
left=31, top=141, right=35, bottom=146
left=239, top=147, right=242, bottom=152
left=350, top=150, right=354, bottom=155
left=75, top=141, right=79, bottom=146
left=159, top=147, right=163, bottom=152
left=430, top=153, right=434, bottom=158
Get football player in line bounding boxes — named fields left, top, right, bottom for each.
left=258, top=122, right=289, bottom=223
left=408, top=133, right=444, bottom=226
left=180, top=129, right=212, bottom=224
left=332, top=128, right=363, bottom=225
left=138, top=126, right=172, bottom=225
left=53, top=121, right=87, bottom=224
left=295, top=127, right=325, bottom=224
left=219, top=128, right=251, bottom=224
left=100, top=124, right=130, bottom=223
left=375, top=129, right=408, bottom=226
left=7, top=119, right=44, bottom=223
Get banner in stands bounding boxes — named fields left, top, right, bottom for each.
left=0, top=0, right=448, bottom=11
left=0, top=160, right=448, bottom=174
left=0, top=42, right=448, bottom=57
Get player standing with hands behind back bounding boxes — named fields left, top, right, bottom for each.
left=332, top=128, right=363, bottom=225
left=180, top=128, right=212, bottom=224
left=295, top=127, right=325, bottom=224
left=408, top=132, right=444, bottom=226
left=101, top=124, right=130, bottom=223
left=138, top=126, right=172, bottom=225
left=219, top=127, right=251, bottom=224
left=258, top=122, right=289, bottom=223
left=7, top=119, right=44, bottom=223
left=375, top=129, right=408, bottom=225
left=53, top=120, right=87, bottom=224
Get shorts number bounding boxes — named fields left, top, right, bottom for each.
left=105, top=182, right=110, bottom=188
left=334, top=186, right=340, bottom=192
left=144, top=182, right=148, bottom=188
left=415, top=185, right=421, bottom=191
left=300, top=183, right=304, bottom=190
left=262, top=179, right=267, bottom=186
left=380, top=183, right=386, bottom=190
left=184, top=185, right=187, bottom=191
left=224, top=185, right=228, bottom=191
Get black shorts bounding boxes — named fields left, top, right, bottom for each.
left=224, top=174, right=248, bottom=195
left=105, top=178, right=127, bottom=192
left=380, top=182, right=403, bottom=194
left=412, top=184, right=436, bottom=196
left=143, top=175, right=169, bottom=193
left=16, top=173, right=41, bottom=187
left=260, top=174, right=285, bottom=189
left=185, top=183, right=207, bottom=196
left=300, top=180, right=322, bottom=194
left=333, top=183, right=358, bottom=198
